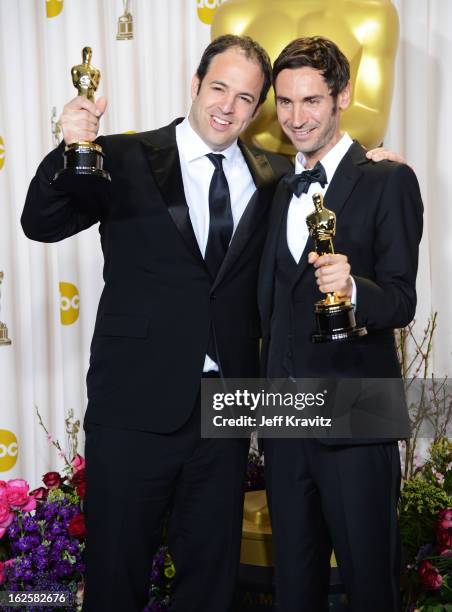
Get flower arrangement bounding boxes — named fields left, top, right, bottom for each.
left=400, top=438, right=452, bottom=611
left=0, top=455, right=86, bottom=610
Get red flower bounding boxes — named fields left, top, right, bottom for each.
left=71, top=468, right=85, bottom=487
left=42, top=472, right=63, bottom=489
left=68, top=513, right=86, bottom=539
left=30, top=487, right=48, bottom=501
left=437, top=528, right=452, bottom=548
left=437, top=508, right=452, bottom=531
left=76, top=481, right=86, bottom=500
left=418, top=560, right=443, bottom=589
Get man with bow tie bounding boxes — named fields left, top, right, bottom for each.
left=258, top=37, right=423, bottom=612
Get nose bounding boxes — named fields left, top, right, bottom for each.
left=219, top=93, right=235, bottom=115
left=291, top=103, right=308, bottom=128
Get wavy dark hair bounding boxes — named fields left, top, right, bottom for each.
left=273, top=36, right=350, bottom=98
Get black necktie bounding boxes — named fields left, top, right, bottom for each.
left=284, top=161, right=328, bottom=197
left=205, top=153, right=233, bottom=279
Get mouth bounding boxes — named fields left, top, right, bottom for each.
left=291, top=126, right=317, bottom=138
left=210, top=115, right=232, bottom=130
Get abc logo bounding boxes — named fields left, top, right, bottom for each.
left=197, top=0, right=227, bottom=25
left=0, top=430, right=18, bottom=472
left=46, top=0, right=64, bottom=18
left=0, top=136, right=5, bottom=171
left=59, top=281, right=79, bottom=325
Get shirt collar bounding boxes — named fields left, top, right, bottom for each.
left=176, top=116, right=240, bottom=165
left=294, top=132, right=353, bottom=183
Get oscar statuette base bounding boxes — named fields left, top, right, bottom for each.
left=312, top=298, right=367, bottom=343
left=53, top=141, right=111, bottom=193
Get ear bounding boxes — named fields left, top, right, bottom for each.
left=191, top=74, right=200, bottom=101
left=338, top=81, right=351, bottom=111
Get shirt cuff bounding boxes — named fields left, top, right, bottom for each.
left=351, top=276, right=357, bottom=308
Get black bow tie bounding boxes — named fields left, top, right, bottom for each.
left=285, top=161, right=328, bottom=197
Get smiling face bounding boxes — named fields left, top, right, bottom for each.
left=275, top=66, right=350, bottom=166
left=189, top=47, right=264, bottom=151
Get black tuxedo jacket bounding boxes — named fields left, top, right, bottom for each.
left=22, top=120, right=291, bottom=433
left=259, top=140, right=423, bottom=382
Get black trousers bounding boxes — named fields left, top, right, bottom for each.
left=82, top=395, right=249, bottom=612
left=264, top=438, right=402, bottom=612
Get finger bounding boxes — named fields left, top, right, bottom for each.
left=61, top=113, right=99, bottom=130
left=315, top=262, right=350, bottom=279
left=308, top=251, right=319, bottom=264
left=74, top=95, right=99, bottom=115
left=366, top=148, right=405, bottom=164
left=313, top=253, right=347, bottom=268
left=95, top=96, right=108, bottom=117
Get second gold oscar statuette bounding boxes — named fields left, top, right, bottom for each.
left=306, top=193, right=367, bottom=343
left=53, top=47, right=111, bottom=192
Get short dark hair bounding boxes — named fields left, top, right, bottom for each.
left=195, top=35, right=272, bottom=107
left=272, top=36, right=350, bottom=98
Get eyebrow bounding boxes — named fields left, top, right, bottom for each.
left=210, top=80, right=256, bottom=102
left=276, top=94, right=324, bottom=103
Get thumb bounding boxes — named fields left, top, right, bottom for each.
left=95, top=96, right=108, bottom=117
left=308, top=251, right=319, bottom=264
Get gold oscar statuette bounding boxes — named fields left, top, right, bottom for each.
left=53, top=47, right=111, bottom=190
left=306, top=193, right=367, bottom=342
left=0, top=271, right=12, bottom=346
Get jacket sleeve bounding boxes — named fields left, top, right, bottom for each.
left=21, top=138, right=106, bottom=243
left=354, top=163, right=424, bottom=330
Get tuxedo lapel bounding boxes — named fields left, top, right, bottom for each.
left=142, top=121, right=205, bottom=267
left=323, top=141, right=365, bottom=219
left=211, top=142, right=278, bottom=291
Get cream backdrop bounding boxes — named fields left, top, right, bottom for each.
left=0, top=0, right=450, bottom=486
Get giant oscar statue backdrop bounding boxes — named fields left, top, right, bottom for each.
left=211, top=0, right=400, bottom=570
left=212, top=0, right=398, bottom=155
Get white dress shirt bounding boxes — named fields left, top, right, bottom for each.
left=287, top=132, right=357, bottom=304
left=175, top=117, right=256, bottom=371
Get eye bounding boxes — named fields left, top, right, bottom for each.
left=239, top=95, right=253, bottom=104
left=277, top=98, right=290, bottom=107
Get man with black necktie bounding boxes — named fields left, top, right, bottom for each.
left=258, top=37, right=423, bottom=612
left=21, top=35, right=291, bottom=612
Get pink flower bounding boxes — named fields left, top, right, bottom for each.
left=5, top=479, right=36, bottom=511
left=438, top=546, right=452, bottom=557
left=418, top=560, right=443, bottom=589
left=6, top=479, right=30, bottom=507
left=0, top=500, right=13, bottom=538
left=437, top=508, right=452, bottom=531
left=71, top=454, right=85, bottom=474
left=0, top=481, right=7, bottom=501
